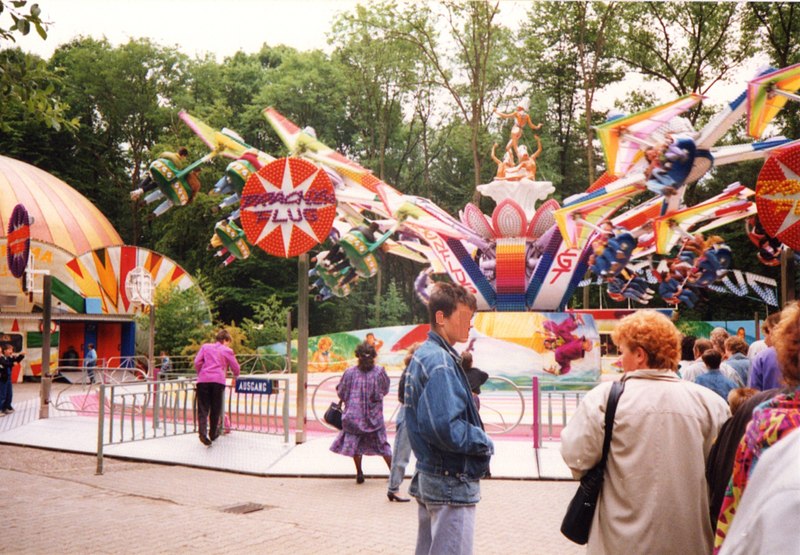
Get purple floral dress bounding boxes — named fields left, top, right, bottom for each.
left=329, top=364, right=392, bottom=457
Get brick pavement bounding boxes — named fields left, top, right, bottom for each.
left=0, top=444, right=583, bottom=554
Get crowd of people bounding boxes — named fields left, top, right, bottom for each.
left=184, top=290, right=797, bottom=554
left=562, top=308, right=800, bottom=554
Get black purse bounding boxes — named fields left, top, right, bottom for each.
left=323, top=401, right=343, bottom=430
left=561, top=380, right=625, bottom=545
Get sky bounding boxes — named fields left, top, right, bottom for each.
left=13, top=0, right=362, bottom=58
left=13, top=0, right=529, bottom=60
left=7, top=0, right=767, bottom=112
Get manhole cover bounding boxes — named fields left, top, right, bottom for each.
left=221, top=502, right=265, bottom=514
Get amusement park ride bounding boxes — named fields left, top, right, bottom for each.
left=133, top=62, right=800, bottom=314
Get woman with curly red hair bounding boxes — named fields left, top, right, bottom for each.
left=561, top=310, right=730, bottom=553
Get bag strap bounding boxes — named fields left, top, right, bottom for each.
left=599, top=380, right=625, bottom=467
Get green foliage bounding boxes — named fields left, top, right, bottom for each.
left=616, top=2, right=755, bottom=98
left=241, top=294, right=292, bottom=350
left=3, top=0, right=800, bottom=335
left=367, top=280, right=410, bottom=328
left=0, top=2, right=77, bottom=132
left=134, top=282, right=213, bottom=357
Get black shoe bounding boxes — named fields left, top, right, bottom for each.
left=199, top=434, right=212, bottom=446
left=356, top=471, right=365, bottom=484
left=387, top=492, right=410, bottom=502
left=210, top=432, right=219, bottom=441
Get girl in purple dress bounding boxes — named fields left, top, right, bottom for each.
left=329, top=342, right=392, bottom=483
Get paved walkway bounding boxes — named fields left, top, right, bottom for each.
left=1, top=384, right=582, bottom=554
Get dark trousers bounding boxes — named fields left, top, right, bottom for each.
left=196, top=382, right=225, bottom=439
left=0, top=379, right=12, bottom=410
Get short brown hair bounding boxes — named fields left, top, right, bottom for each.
left=427, top=282, right=477, bottom=324
left=764, top=311, right=782, bottom=334
left=693, top=338, right=713, bottom=357
left=611, top=311, right=681, bottom=371
left=724, top=336, right=748, bottom=356
left=215, top=329, right=232, bottom=343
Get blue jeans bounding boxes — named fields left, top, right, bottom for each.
left=388, top=410, right=411, bottom=494
left=0, top=378, right=12, bottom=411
left=415, top=501, right=476, bottom=555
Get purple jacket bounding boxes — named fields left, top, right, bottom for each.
left=748, top=346, right=782, bottom=391
left=194, top=342, right=240, bottom=384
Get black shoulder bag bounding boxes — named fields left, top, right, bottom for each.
left=561, top=379, right=625, bottom=545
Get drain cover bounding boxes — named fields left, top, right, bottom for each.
left=221, top=502, right=265, bottom=514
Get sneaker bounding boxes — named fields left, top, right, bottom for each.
left=5, top=407, right=14, bottom=413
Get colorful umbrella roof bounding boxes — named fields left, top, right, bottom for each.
left=0, top=155, right=123, bottom=255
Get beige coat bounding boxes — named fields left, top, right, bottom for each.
left=561, top=370, right=730, bottom=555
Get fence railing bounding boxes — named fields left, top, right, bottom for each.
left=158, top=353, right=289, bottom=377
left=94, top=375, right=291, bottom=474
left=309, top=373, right=529, bottom=436
left=531, top=377, right=597, bottom=447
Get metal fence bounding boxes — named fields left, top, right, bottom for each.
left=310, top=373, right=531, bottom=436
left=531, top=377, right=597, bottom=447
left=159, top=354, right=288, bottom=377
left=94, top=375, right=290, bottom=474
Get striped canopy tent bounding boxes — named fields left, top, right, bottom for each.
left=0, top=155, right=123, bottom=255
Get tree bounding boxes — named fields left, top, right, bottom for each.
left=519, top=2, right=625, bottom=195
left=241, top=295, right=292, bottom=350
left=135, top=283, right=213, bottom=357
left=744, top=3, right=800, bottom=139
left=617, top=3, right=756, bottom=101
left=376, top=1, right=514, bottom=202
left=0, top=1, right=77, bottom=132
left=330, top=2, right=427, bottom=180
left=367, top=280, right=410, bottom=328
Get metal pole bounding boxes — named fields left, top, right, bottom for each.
left=149, top=304, right=160, bottom=428
left=285, top=308, right=292, bottom=373
left=96, top=383, right=105, bottom=475
left=780, top=247, right=795, bottom=307
left=39, top=275, right=52, bottom=419
left=532, top=377, right=540, bottom=449
left=296, top=253, right=309, bottom=444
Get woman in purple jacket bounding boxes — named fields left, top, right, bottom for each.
left=329, top=342, right=392, bottom=483
left=194, top=329, right=240, bottom=446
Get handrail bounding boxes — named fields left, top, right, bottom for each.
left=309, top=373, right=527, bottom=436
left=94, top=375, right=291, bottom=474
left=156, top=353, right=289, bottom=376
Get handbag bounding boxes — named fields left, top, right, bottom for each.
left=323, top=401, right=343, bottom=430
left=561, top=379, right=625, bottom=545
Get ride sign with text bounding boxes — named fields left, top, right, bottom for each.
left=240, top=157, right=336, bottom=258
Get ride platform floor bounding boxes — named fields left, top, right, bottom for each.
left=0, top=383, right=573, bottom=480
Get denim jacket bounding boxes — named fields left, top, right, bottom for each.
left=405, top=331, right=494, bottom=504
